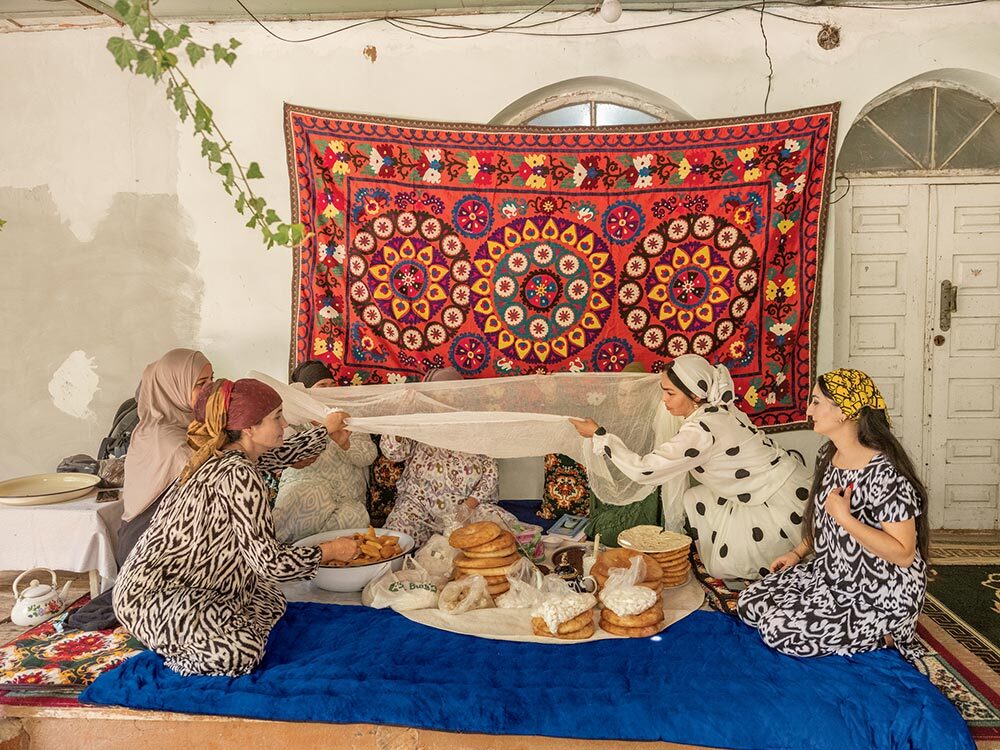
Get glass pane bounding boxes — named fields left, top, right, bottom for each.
left=526, top=104, right=590, bottom=127
left=595, top=103, right=660, bottom=126
left=837, top=118, right=915, bottom=172
left=946, top=113, right=1000, bottom=169
left=866, top=87, right=932, bottom=168
left=934, top=87, right=996, bottom=167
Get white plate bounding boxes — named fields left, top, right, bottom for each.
left=295, top=528, right=415, bottom=593
left=0, top=473, right=100, bottom=506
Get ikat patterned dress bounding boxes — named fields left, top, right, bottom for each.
left=113, top=428, right=328, bottom=677
left=737, top=454, right=927, bottom=663
left=272, top=432, right=376, bottom=542
left=381, top=436, right=499, bottom=546
left=591, top=402, right=811, bottom=580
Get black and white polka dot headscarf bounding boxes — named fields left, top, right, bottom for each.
left=670, top=354, right=735, bottom=407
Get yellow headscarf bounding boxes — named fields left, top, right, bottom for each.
left=180, top=380, right=234, bottom=483
left=820, top=368, right=888, bottom=422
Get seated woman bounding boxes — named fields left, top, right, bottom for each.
left=69, top=347, right=214, bottom=631
left=570, top=354, right=810, bottom=580
left=272, top=360, right=376, bottom=542
left=383, top=367, right=500, bottom=546
left=737, top=369, right=928, bottom=663
left=113, top=378, right=357, bottom=677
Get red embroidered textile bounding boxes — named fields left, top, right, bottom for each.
left=285, top=104, right=838, bottom=428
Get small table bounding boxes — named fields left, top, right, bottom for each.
left=0, top=490, right=124, bottom=598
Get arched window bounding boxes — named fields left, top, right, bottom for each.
left=839, top=84, right=1000, bottom=172
left=493, top=77, right=691, bottom=127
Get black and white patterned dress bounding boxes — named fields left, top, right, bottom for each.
left=737, top=453, right=927, bottom=663
left=113, top=428, right=328, bottom=676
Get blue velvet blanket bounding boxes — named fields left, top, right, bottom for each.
left=81, top=604, right=973, bottom=750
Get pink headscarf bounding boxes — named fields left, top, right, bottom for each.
left=122, top=348, right=210, bottom=520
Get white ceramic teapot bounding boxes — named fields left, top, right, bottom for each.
left=11, top=568, right=73, bottom=627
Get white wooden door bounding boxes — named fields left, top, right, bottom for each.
left=929, top=184, right=1000, bottom=529
left=834, top=183, right=930, bottom=467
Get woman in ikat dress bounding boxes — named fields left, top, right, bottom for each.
left=737, top=369, right=929, bottom=663
left=114, top=378, right=359, bottom=677
left=571, top=354, right=811, bottom=581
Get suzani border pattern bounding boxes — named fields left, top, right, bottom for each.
left=285, top=103, right=839, bottom=429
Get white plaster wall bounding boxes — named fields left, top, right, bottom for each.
left=1, top=4, right=998, bottom=485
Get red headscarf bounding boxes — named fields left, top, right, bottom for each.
left=181, top=379, right=282, bottom=481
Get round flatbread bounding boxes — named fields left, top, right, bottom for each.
left=464, top=531, right=516, bottom=554
left=600, top=606, right=664, bottom=628
left=532, top=620, right=595, bottom=640
left=453, top=552, right=521, bottom=570
left=599, top=620, right=666, bottom=638
left=449, top=522, right=503, bottom=550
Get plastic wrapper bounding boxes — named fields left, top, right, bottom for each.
left=413, top=533, right=459, bottom=579
left=495, top=557, right=544, bottom=609
left=438, top=575, right=495, bottom=615
left=361, top=557, right=447, bottom=611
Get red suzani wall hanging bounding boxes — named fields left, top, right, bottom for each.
left=284, top=103, right=838, bottom=429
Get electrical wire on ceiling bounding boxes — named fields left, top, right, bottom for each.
left=230, top=0, right=993, bottom=43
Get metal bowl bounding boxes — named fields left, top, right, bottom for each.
left=294, top=528, right=415, bottom=593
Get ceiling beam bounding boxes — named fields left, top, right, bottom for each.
left=71, top=0, right=123, bottom=22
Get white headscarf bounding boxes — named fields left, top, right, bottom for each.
left=122, top=349, right=210, bottom=521
left=668, top=354, right=735, bottom=408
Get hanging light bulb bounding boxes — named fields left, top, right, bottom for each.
left=600, top=0, right=623, bottom=23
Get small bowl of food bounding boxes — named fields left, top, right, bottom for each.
left=295, top=527, right=415, bottom=592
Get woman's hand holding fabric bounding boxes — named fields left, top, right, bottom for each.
left=319, top=537, right=358, bottom=564
left=569, top=417, right=599, bottom=438
left=290, top=456, right=318, bottom=470
left=463, top=497, right=480, bottom=509
left=769, top=551, right=801, bottom=573
left=324, top=410, right=350, bottom=435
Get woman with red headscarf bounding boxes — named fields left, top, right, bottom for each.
left=114, top=378, right=358, bottom=677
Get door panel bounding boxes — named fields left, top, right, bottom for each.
left=930, top=185, right=1000, bottom=529
left=835, top=184, right=929, bottom=468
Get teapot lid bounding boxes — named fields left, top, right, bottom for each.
left=21, top=579, right=54, bottom=599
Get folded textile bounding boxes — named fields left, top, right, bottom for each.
left=81, top=603, right=972, bottom=750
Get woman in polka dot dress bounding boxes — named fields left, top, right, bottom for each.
left=736, top=369, right=928, bottom=663
left=571, top=354, right=810, bottom=580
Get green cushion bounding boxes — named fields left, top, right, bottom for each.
left=585, top=488, right=661, bottom=546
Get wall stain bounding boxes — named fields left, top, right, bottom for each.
left=363, top=45, right=378, bottom=63
left=0, top=187, right=203, bottom=477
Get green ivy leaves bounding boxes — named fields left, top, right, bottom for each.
left=106, top=0, right=306, bottom=250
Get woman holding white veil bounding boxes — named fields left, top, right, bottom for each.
left=572, top=354, right=811, bottom=580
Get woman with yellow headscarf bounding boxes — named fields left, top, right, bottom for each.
left=737, top=369, right=929, bottom=664
left=114, top=378, right=359, bottom=677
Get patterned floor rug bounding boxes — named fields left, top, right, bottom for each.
left=0, top=595, right=143, bottom=707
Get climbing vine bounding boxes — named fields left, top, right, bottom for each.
left=107, top=0, right=305, bottom=249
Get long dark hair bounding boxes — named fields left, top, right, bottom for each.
left=664, top=362, right=700, bottom=402
left=802, top=377, right=930, bottom=562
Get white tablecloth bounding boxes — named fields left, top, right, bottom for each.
left=0, top=490, right=124, bottom=592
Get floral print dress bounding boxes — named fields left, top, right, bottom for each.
left=381, top=436, right=499, bottom=546
left=737, top=454, right=927, bottom=663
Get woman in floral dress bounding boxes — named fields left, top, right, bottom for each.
left=383, top=368, right=500, bottom=546
left=737, top=369, right=929, bottom=663
left=114, top=379, right=358, bottom=676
